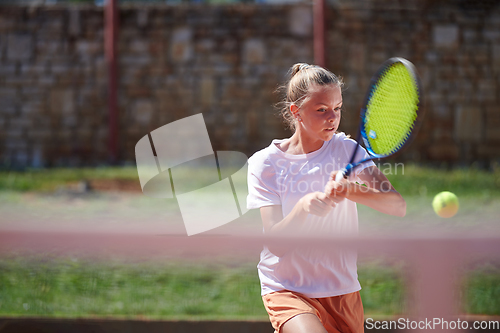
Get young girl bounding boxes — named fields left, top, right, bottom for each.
left=247, top=63, right=406, bottom=333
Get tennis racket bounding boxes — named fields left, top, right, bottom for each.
left=335, top=57, right=423, bottom=182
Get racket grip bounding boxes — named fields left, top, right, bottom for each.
left=335, top=168, right=347, bottom=182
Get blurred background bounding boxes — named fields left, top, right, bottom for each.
left=0, top=0, right=499, bottom=168
left=0, top=0, right=499, bottom=330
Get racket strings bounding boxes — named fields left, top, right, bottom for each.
left=364, top=63, right=419, bottom=156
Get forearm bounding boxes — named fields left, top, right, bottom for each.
left=347, top=182, right=406, bottom=217
left=267, top=199, right=309, bottom=235
left=261, top=199, right=309, bottom=257
left=261, top=193, right=335, bottom=256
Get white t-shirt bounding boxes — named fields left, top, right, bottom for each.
left=247, top=132, right=375, bottom=298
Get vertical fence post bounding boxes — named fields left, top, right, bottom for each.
left=407, top=240, right=461, bottom=333
left=105, top=0, right=118, bottom=164
left=313, top=0, right=326, bottom=68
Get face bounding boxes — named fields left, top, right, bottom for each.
left=291, top=84, right=342, bottom=143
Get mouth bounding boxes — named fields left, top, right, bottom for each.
left=324, top=127, right=335, bottom=132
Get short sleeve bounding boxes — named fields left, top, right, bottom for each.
left=247, top=153, right=281, bottom=210
left=337, top=133, right=376, bottom=179
left=351, top=145, right=376, bottom=178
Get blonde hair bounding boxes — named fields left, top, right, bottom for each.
left=277, top=63, right=344, bottom=131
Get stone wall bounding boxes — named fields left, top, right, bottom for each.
left=0, top=1, right=499, bottom=168
left=325, top=0, right=500, bottom=166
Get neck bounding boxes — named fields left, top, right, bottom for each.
left=282, top=129, right=324, bottom=155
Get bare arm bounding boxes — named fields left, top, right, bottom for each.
left=324, top=166, right=406, bottom=217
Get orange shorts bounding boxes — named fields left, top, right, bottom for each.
left=262, top=290, right=364, bottom=333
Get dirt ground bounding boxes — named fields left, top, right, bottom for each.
left=1, top=186, right=498, bottom=237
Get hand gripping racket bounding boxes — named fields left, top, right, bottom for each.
left=335, top=57, right=423, bottom=182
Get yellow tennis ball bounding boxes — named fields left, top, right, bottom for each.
left=432, top=191, right=459, bottom=218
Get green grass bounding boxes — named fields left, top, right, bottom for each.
left=462, top=264, right=500, bottom=316
left=0, top=256, right=498, bottom=319
left=358, top=262, right=406, bottom=316
left=1, top=164, right=500, bottom=198
left=0, top=255, right=265, bottom=320
left=0, top=167, right=140, bottom=192
left=382, top=164, right=500, bottom=199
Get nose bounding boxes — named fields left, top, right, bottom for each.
left=327, top=109, right=337, bottom=122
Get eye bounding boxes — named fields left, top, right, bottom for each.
left=317, top=108, right=327, bottom=112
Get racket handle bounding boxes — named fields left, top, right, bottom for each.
left=335, top=164, right=356, bottom=182
left=335, top=168, right=347, bottom=182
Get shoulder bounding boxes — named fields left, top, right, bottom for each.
left=248, top=139, right=287, bottom=165
left=331, top=132, right=357, bottom=150
left=248, top=141, right=282, bottom=178
left=334, top=132, right=356, bottom=144
left=248, top=147, right=270, bottom=166
left=248, top=146, right=271, bottom=168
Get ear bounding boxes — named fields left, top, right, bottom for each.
left=290, top=104, right=299, bottom=117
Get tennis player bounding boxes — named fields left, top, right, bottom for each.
left=247, top=63, right=406, bottom=333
